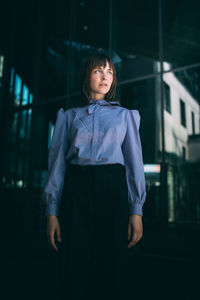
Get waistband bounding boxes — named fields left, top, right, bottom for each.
left=67, top=162, right=125, bottom=171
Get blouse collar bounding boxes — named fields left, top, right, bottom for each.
left=89, top=96, right=120, bottom=106
left=87, top=97, right=120, bottom=114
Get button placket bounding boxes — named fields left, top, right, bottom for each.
left=91, top=108, right=99, bottom=163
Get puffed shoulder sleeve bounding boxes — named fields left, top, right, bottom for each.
left=121, top=109, right=146, bottom=216
left=42, top=108, right=68, bottom=216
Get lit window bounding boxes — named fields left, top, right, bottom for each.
left=180, top=99, right=186, bottom=128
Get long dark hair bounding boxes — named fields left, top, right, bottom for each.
left=80, top=53, right=117, bottom=104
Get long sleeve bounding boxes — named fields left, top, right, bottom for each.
left=121, top=109, right=146, bottom=216
left=42, top=108, right=68, bottom=216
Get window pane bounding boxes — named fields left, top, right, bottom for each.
left=14, top=74, right=22, bottom=106
left=164, top=68, right=200, bottom=223
left=119, top=76, right=160, bottom=165
left=7, top=109, right=31, bottom=188
left=180, top=99, right=186, bottom=127
left=22, top=84, right=29, bottom=105
left=27, top=109, right=32, bottom=139
left=10, top=67, right=15, bottom=93
left=164, top=82, right=171, bottom=114
left=29, top=93, right=33, bottom=104
left=163, top=0, right=200, bottom=71
left=0, top=55, right=4, bottom=78
left=115, top=0, right=159, bottom=82
left=191, top=111, right=195, bottom=134
left=76, top=0, right=109, bottom=49
left=44, top=0, right=110, bottom=99
left=48, top=121, right=54, bottom=149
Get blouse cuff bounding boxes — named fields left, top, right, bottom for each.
left=45, top=205, right=59, bottom=217
left=129, top=203, right=143, bottom=216
left=42, top=191, right=60, bottom=216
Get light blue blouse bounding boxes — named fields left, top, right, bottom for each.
left=42, top=97, right=146, bottom=217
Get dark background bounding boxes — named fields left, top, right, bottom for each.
left=0, top=0, right=200, bottom=299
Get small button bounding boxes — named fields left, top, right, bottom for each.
left=99, top=157, right=107, bottom=161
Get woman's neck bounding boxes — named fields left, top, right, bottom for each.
left=89, top=94, right=105, bottom=100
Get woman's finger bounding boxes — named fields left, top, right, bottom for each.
left=50, top=231, right=58, bottom=251
left=128, top=231, right=138, bottom=248
left=46, top=216, right=60, bottom=251
left=56, top=226, right=62, bottom=242
left=128, top=226, right=143, bottom=248
left=127, top=223, right=131, bottom=240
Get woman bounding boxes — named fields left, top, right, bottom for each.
left=42, top=53, right=146, bottom=300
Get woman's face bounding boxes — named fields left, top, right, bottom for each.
left=89, top=60, right=113, bottom=100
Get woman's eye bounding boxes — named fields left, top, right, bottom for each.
left=94, top=70, right=112, bottom=75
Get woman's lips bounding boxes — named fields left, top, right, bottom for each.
left=99, top=84, right=108, bottom=86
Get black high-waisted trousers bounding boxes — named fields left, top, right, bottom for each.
left=58, top=163, right=132, bottom=300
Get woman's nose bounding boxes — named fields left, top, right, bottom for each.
left=102, top=72, right=107, bottom=80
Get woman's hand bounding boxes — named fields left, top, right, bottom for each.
left=46, top=215, right=62, bottom=251
left=127, top=214, right=143, bottom=248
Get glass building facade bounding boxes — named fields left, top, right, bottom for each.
left=0, top=0, right=200, bottom=239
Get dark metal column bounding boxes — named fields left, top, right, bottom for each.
left=24, top=0, right=46, bottom=243
left=65, top=0, right=77, bottom=109
left=108, top=0, right=113, bottom=54
left=158, top=0, right=168, bottom=226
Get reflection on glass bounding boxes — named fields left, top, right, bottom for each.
left=11, top=113, right=18, bottom=144
left=182, top=146, right=186, bottom=160
left=163, top=70, right=199, bottom=159
left=10, top=67, right=15, bottom=93
left=22, top=84, right=29, bottom=105
left=7, top=108, right=32, bottom=188
left=0, top=55, right=4, bottom=78
left=10, top=68, right=33, bottom=106
left=4, top=0, right=200, bottom=228
left=180, top=99, right=186, bottom=128
left=20, top=110, right=27, bottom=139
left=163, top=62, right=172, bottom=72
left=16, top=180, right=23, bottom=188
left=76, top=0, right=109, bottom=49
left=45, top=0, right=160, bottom=97
left=17, top=158, right=23, bottom=177
left=191, top=111, right=195, bottom=134
left=163, top=68, right=200, bottom=223
left=24, top=163, right=28, bottom=188
left=48, top=121, right=54, bottom=149
left=164, top=82, right=171, bottom=114
left=120, top=66, right=200, bottom=224
left=27, top=109, right=32, bottom=139
left=14, top=74, right=22, bottom=106
left=29, top=93, right=33, bottom=104
left=115, top=0, right=158, bottom=82
left=116, top=55, right=159, bottom=82
left=163, top=0, right=200, bottom=71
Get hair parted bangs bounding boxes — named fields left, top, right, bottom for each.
left=80, top=53, right=117, bottom=103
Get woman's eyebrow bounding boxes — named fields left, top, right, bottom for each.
left=94, top=66, right=113, bottom=71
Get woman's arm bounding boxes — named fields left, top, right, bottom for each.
left=121, top=109, right=146, bottom=247
left=42, top=108, right=68, bottom=250
left=121, top=109, right=146, bottom=217
left=42, top=108, right=68, bottom=216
